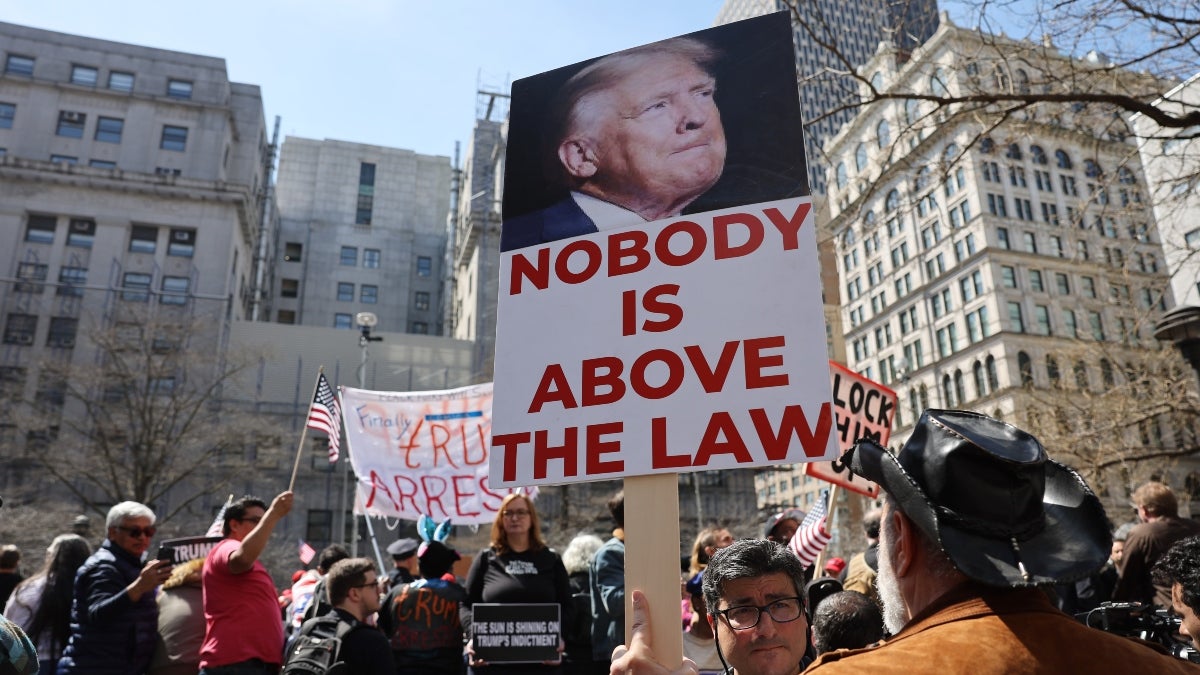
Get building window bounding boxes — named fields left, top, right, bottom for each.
left=155, top=167, right=181, bottom=177
left=160, top=126, right=188, bottom=151
left=5, top=55, right=34, bottom=76
left=89, top=160, right=116, bottom=169
left=1028, top=269, right=1044, bottom=293
left=56, top=111, right=86, bottom=138
left=337, top=282, right=355, bottom=302
left=1055, top=149, right=1073, bottom=170
left=25, top=215, right=56, bottom=243
left=46, top=318, right=77, bottom=348
left=277, top=310, right=296, bottom=324
left=160, top=276, right=190, bottom=305
left=167, top=79, right=193, bottom=99
left=411, top=321, right=429, bottom=334
left=66, top=219, right=95, bottom=248
left=121, top=272, right=152, bottom=302
left=168, top=228, right=196, bottom=257
left=996, top=227, right=1010, bottom=249
left=416, top=256, right=432, bottom=277
left=0, top=103, right=14, bottom=129
left=70, top=65, right=98, bottom=87
left=108, top=71, right=134, bottom=92
left=129, top=225, right=157, bottom=253
left=1089, top=311, right=1105, bottom=341
left=414, top=291, right=430, bottom=311
left=356, top=162, right=375, bottom=225
left=58, top=266, right=87, bottom=297
left=363, top=248, right=381, bottom=268
left=360, top=285, right=378, bottom=304
left=50, top=154, right=78, bottom=164
left=3, top=314, right=37, bottom=345
left=15, top=262, right=47, bottom=293
left=334, top=313, right=353, bottom=329
left=340, top=246, right=357, bottom=266
left=95, top=117, right=124, bottom=143
left=280, top=278, right=299, bottom=298
left=1034, top=305, right=1052, bottom=335
left=1008, top=302, right=1025, bottom=332
left=284, top=242, right=303, bottom=262
left=1018, top=352, right=1034, bottom=387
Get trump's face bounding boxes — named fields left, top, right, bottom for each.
left=571, top=53, right=726, bottom=220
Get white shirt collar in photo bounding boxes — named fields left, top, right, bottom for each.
left=571, top=191, right=646, bottom=232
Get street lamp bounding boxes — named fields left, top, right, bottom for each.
left=345, top=312, right=383, bottom=555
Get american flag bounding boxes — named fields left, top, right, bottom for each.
left=298, top=539, right=317, bottom=565
left=307, top=373, right=342, bottom=462
left=788, top=489, right=832, bottom=568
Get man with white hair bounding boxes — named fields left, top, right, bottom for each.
left=500, top=37, right=727, bottom=252
left=57, top=501, right=172, bottom=673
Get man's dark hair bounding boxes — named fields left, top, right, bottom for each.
left=317, top=544, right=350, bottom=574
left=863, top=508, right=882, bottom=540
left=326, top=558, right=376, bottom=606
left=702, top=538, right=806, bottom=618
left=608, top=490, right=625, bottom=529
left=1153, top=535, right=1200, bottom=615
left=222, top=496, right=267, bottom=536
left=811, top=590, right=884, bottom=654
left=0, top=545, right=19, bottom=569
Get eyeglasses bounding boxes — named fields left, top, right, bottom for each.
left=502, top=509, right=531, bottom=519
left=238, top=516, right=263, bottom=524
left=714, top=597, right=804, bottom=630
left=117, top=525, right=156, bottom=539
left=355, top=580, right=381, bottom=592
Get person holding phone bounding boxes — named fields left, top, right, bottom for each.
left=58, top=501, right=172, bottom=674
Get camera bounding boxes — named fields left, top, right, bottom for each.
left=1077, top=602, right=1199, bottom=663
left=156, top=545, right=176, bottom=563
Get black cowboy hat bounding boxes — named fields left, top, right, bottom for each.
left=842, top=409, right=1110, bottom=587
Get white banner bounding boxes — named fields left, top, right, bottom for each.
left=341, top=383, right=524, bottom=524
left=491, top=197, right=839, bottom=487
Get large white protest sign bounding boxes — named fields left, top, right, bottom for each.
left=341, top=383, right=524, bottom=524
left=491, top=197, right=838, bottom=487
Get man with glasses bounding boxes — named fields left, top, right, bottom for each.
left=58, top=501, right=171, bottom=673
left=199, top=492, right=293, bottom=675
left=309, top=557, right=393, bottom=674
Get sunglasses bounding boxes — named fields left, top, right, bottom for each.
left=117, top=525, right=156, bottom=539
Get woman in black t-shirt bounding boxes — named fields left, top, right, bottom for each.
left=462, top=493, right=571, bottom=673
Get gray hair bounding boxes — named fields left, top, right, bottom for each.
left=702, top=538, right=807, bottom=617
left=105, top=501, right=156, bottom=529
left=545, top=36, right=720, bottom=187
left=561, top=533, right=605, bottom=575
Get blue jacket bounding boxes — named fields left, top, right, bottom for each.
left=588, top=537, right=624, bottom=660
left=57, top=540, right=157, bottom=674
left=500, top=196, right=598, bottom=252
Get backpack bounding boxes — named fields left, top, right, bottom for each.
left=282, top=612, right=355, bottom=675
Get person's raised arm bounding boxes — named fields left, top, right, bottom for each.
left=609, top=590, right=698, bottom=675
left=229, top=491, right=293, bottom=574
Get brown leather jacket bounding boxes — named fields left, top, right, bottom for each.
left=805, top=584, right=1199, bottom=674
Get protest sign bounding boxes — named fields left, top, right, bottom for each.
left=804, top=362, right=897, bottom=497
left=341, top=383, right=524, bottom=524
left=158, top=536, right=223, bottom=565
left=490, top=13, right=834, bottom=489
left=471, top=603, right=562, bottom=663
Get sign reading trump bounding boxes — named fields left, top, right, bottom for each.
left=342, top=383, right=526, bottom=524
left=491, top=13, right=837, bottom=488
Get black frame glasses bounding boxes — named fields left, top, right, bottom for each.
left=714, top=596, right=805, bottom=630
left=117, top=525, right=157, bottom=539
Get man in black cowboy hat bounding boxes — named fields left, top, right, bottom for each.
left=806, top=409, right=1198, bottom=673
left=609, top=410, right=1200, bottom=675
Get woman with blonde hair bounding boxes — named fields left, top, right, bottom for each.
left=461, top=493, right=571, bottom=673
left=4, top=534, right=91, bottom=674
left=148, top=558, right=205, bottom=675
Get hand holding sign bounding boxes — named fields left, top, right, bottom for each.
left=610, top=591, right=699, bottom=675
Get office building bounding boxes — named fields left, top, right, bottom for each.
left=273, top=137, right=452, bottom=336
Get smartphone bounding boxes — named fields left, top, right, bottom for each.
left=156, top=545, right=175, bottom=563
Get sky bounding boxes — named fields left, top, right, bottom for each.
left=5, top=0, right=732, bottom=159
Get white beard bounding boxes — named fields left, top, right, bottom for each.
left=876, top=520, right=909, bottom=634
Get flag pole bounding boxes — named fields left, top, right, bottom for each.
left=289, top=366, right=325, bottom=492
left=813, top=483, right=839, bottom=572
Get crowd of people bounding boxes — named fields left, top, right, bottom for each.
left=3, top=408, right=1200, bottom=674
